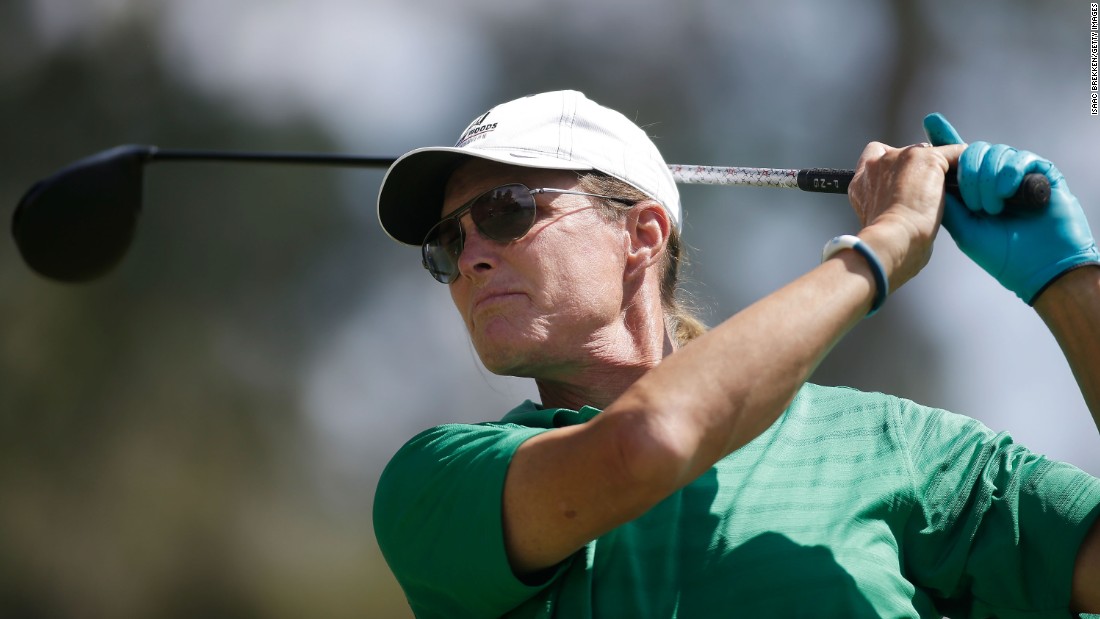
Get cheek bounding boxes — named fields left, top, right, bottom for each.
left=527, top=225, right=627, bottom=311
left=449, top=280, right=475, bottom=330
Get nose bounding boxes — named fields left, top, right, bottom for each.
left=454, top=213, right=498, bottom=279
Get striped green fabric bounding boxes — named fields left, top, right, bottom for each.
left=374, top=383, right=1100, bottom=618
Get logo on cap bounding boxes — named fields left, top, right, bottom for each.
left=456, top=110, right=498, bottom=148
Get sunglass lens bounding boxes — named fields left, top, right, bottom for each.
left=422, top=220, right=463, bottom=283
left=421, top=185, right=537, bottom=284
left=472, top=185, right=536, bottom=241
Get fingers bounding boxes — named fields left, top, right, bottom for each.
left=977, top=143, right=1013, bottom=216
left=848, top=140, right=957, bottom=292
left=855, top=140, right=890, bottom=171
left=923, top=113, right=966, bottom=147
left=995, top=148, right=1044, bottom=208
left=959, top=142, right=1056, bottom=216
left=849, top=140, right=956, bottom=235
left=855, top=141, right=959, bottom=176
left=932, top=143, right=966, bottom=168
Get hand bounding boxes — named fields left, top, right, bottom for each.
left=848, top=140, right=961, bottom=293
left=923, top=113, right=1100, bottom=304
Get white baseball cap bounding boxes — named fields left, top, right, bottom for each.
left=376, top=90, right=681, bottom=245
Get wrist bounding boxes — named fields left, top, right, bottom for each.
left=857, top=220, right=933, bottom=293
left=1021, top=246, right=1100, bottom=305
left=1033, top=264, right=1100, bottom=314
left=822, top=235, right=888, bottom=316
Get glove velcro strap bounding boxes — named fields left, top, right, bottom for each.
left=1025, top=248, right=1100, bottom=305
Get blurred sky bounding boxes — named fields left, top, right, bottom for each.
left=6, top=4, right=1100, bottom=619
left=11, top=1, right=1100, bottom=613
left=24, top=0, right=1100, bottom=470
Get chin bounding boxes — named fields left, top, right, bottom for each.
left=471, top=322, right=549, bottom=377
left=473, top=338, right=541, bottom=377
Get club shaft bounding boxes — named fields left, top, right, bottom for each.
left=669, top=164, right=851, bottom=192
left=149, top=148, right=397, bottom=168
left=150, top=150, right=850, bottom=191
left=670, top=163, right=1050, bottom=211
left=146, top=148, right=1048, bottom=208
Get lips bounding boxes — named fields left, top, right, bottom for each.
left=472, top=290, right=525, bottom=313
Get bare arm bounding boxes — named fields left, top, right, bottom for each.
left=1034, top=266, right=1100, bottom=433
left=1033, top=266, right=1100, bottom=611
left=1072, top=517, right=1100, bottom=613
left=502, top=143, right=965, bottom=576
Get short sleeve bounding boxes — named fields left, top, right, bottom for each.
left=372, top=422, right=553, bottom=618
left=897, top=401, right=1100, bottom=618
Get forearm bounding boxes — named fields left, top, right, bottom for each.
left=501, top=143, right=953, bottom=575
left=1034, top=265, right=1100, bottom=434
left=607, top=247, right=878, bottom=492
left=505, top=236, right=902, bottom=575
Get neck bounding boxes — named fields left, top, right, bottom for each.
left=535, top=366, right=647, bottom=412
left=534, top=308, right=674, bottom=411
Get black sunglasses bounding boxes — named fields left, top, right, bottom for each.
left=421, top=183, right=635, bottom=283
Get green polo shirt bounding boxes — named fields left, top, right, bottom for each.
left=374, top=383, right=1100, bottom=618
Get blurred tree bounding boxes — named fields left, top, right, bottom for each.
left=810, top=0, right=944, bottom=401
left=0, top=7, right=400, bottom=619
left=472, top=0, right=949, bottom=405
left=1, top=1, right=1086, bottom=618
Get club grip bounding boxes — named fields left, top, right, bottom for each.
left=796, top=167, right=1051, bottom=212
left=944, top=171, right=1050, bottom=212
left=796, top=168, right=852, bottom=194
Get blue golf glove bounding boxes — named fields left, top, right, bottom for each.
left=923, top=112, right=1099, bottom=304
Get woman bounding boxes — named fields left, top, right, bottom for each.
left=373, top=90, right=1100, bottom=617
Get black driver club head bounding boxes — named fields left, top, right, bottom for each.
left=12, top=144, right=154, bottom=283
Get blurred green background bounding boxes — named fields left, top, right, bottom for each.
left=1, top=0, right=1097, bottom=617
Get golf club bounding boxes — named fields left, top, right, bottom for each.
left=12, top=145, right=1050, bottom=283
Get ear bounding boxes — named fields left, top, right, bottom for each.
left=624, top=200, right=670, bottom=277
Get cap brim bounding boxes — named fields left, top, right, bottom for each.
left=377, top=146, right=593, bottom=246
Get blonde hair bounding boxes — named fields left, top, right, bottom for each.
left=576, top=172, right=708, bottom=347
